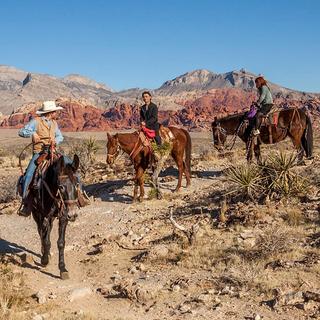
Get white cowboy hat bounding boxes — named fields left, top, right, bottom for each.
left=36, top=101, right=63, bottom=115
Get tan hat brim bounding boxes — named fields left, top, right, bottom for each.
left=36, top=106, right=64, bottom=115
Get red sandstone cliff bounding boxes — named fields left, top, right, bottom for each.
left=1, top=90, right=319, bottom=131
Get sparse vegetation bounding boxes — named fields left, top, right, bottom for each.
left=0, top=261, right=30, bottom=320
left=68, top=137, right=100, bottom=179
left=226, top=151, right=310, bottom=201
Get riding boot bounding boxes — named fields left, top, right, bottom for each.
left=18, top=193, right=32, bottom=217
left=155, top=133, right=162, bottom=146
left=252, top=113, right=262, bottom=136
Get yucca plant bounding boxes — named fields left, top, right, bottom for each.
left=151, top=141, right=172, bottom=157
left=225, top=164, right=264, bottom=201
left=69, top=137, right=100, bottom=178
left=260, top=151, right=309, bottom=198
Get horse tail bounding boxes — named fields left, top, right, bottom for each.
left=302, top=109, right=313, bottom=159
left=182, top=128, right=192, bottom=174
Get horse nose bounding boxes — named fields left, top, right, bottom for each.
left=67, top=208, right=78, bottom=221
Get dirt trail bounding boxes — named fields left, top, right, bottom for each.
left=0, top=166, right=219, bottom=319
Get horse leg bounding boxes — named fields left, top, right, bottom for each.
left=151, top=154, right=169, bottom=199
left=246, top=140, right=253, bottom=163
left=254, top=143, right=262, bottom=165
left=133, top=179, right=139, bottom=202
left=175, top=159, right=184, bottom=192
left=290, top=134, right=305, bottom=165
left=137, top=167, right=145, bottom=202
left=184, top=161, right=191, bottom=188
left=57, top=216, right=69, bottom=279
left=40, top=218, right=53, bottom=267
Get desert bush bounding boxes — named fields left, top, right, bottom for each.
left=261, top=152, right=309, bottom=198
left=225, top=151, right=310, bottom=201
left=151, top=141, right=171, bottom=157
left=68, top=137, right=100, bottom=178
left=248, top=225, right=300, bottom=260
left=0, top=263, right=28, bottom=319
left=0, top=177, right=18, bottom=204
left=225, top=164, right=264, bottom=201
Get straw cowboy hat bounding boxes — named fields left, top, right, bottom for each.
left=36, top=101, right=63, bottom=115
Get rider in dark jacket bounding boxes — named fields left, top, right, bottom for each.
left=140, top=91, right=161, bottom=145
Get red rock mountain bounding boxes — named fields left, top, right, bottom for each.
left=1, top=66, right=319, bottom=131
left=1, top=90, right=319, bottom=131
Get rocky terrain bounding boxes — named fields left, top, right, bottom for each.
left=0, top=65, right=115, bottom=115
left=1, top=65, right=320, bottom=132
left=1, top=90, right=320, bottom=132
left=0, top=130, right=319, bottom=320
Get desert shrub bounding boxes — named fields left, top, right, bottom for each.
left=225, top=151, right=310, bottom=201
left=225, top=164, right=264, bottom=201
left=261, top=152, right=309, bottom=198
left=0, top=177, right=18, bottom=204
left=68, top=137, right=100, bottom=178
left=0, top=263, right=28, bottom=319
left=151, top=141, right=171, bottom=157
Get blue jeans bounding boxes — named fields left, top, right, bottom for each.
left=22, top=153, right=40, bottom=199
left=22, top=155, right=81, bottom=199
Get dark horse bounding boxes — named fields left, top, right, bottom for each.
left=106, top=127, right=191, bottom=201
left=30, top=154, right=80, bottom=279
left=212, top=107, right=313, bottom=163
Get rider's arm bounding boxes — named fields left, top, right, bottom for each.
left=140, top=107, right=146, bottom=126
left=147, top=104, right=158, bottom=127
left=257, top=86, right=267, bottom=106
left=18, top=119, right=37, bottom=138
left=55, top=126, right=64, bottom=145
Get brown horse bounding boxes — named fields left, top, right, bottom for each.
left=212, top=107, right=313, bottom=163
left=106, top=127, right=191, bottom=201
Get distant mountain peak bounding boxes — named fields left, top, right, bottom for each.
left=63, top=74, right=113, bottom=92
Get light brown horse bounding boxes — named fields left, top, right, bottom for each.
left=212, top=107, right=313, bottom=164
left=106, top=127, right=191, bottom=202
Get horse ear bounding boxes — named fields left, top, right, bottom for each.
left=72, top=154, right=80, bottom=172
left=107, top=132, right=111, bottom=140
left=57, top=155, right=65, bottom=172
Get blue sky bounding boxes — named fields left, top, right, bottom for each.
left=1, top=0, right=319, bottom=92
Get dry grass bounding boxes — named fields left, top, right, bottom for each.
left=68, top=137, right=100, bottom=179
left=0, top=263, right=30, bottom=320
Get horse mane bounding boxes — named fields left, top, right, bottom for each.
left=213, top=111, right=247, bottom=124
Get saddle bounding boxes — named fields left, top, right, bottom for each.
left=261, top=105, right=281, bottom=127
left=246, top=104, right=280, bottom=128
left=33, top=151, right=61, bottom=190
left=130, top=126, right=174, bottom=160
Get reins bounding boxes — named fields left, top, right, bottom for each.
left=42, top=175, right=79, bottom=219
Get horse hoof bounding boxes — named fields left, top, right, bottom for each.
left=138, top=197, right=143, bottom=203
left=60, top=271, right=69, bottom=280
left=41, top=257, right=49, bottom=267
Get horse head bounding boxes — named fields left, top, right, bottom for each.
left=212, top=118, right=227, bottom=152
left=55, top=154, right=80, bottom=221
left=106, top=133, right=120, bottom=165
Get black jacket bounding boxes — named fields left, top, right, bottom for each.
left=140, top=102, right=159, bottom=130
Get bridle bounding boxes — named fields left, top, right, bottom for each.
left=213, top=121, right=244, bottom=152
left=42, top=173, right=79, bottom=220
left=213, top=123, right=227, bottom=150
left=107, top=142, right=121, bottom=161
